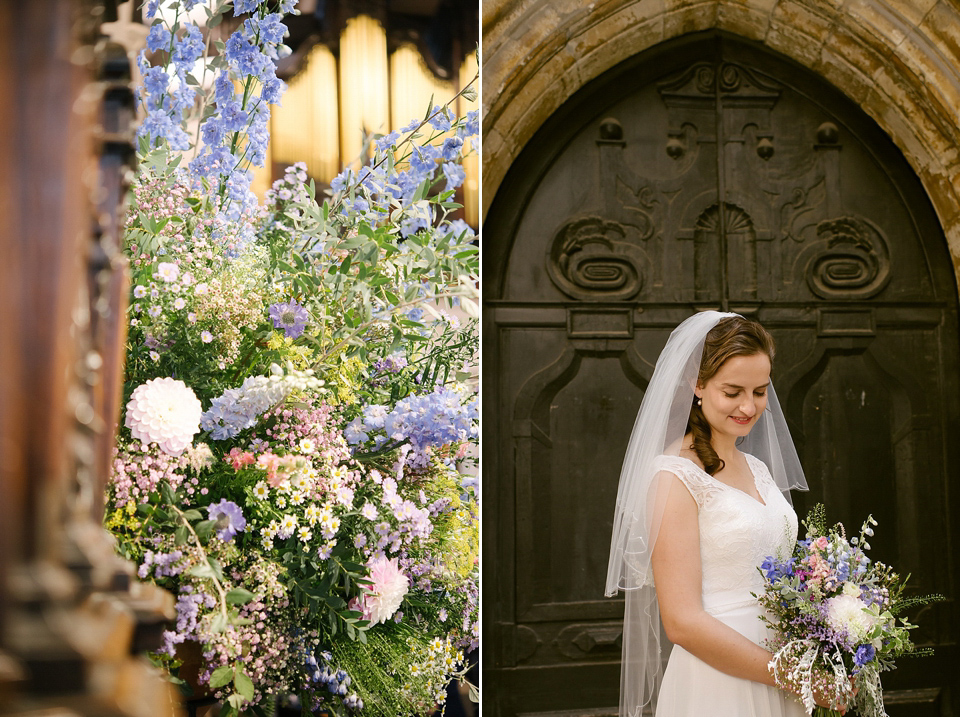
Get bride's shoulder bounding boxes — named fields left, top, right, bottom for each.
left=661, top=437, right=704, bottom=468
left=743, top=452, right=776, bottom=481
left=652, top=452, right=703, bottom=478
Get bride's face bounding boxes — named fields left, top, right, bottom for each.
left=695, top=352, right=771, bottom=440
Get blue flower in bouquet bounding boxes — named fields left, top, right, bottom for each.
left=146, top=23, right=171, bottom=53
left=761, top=555, right=795, bottom=581
left=376, top=130, right=401, bottom=152
left=362, top=404, right=389, bottom=430
left=463, top=109, right=479, bottom=137
left=344, top=417, right=369, bottom=444
left=207, top=499, right=246, bottom=542
left=269, top=299, right=309, bottom=338
left=442, top=162, right=466, bottom=192
left=440, top=136, right=463, bottom=161
left=234, top=0, right=266, bottom=15
left=172, top=24, right=204, bottom=69
left=428, top=105, right=454, bottom=132
left=245, top=13, right=287, bottom=46
left=373, top=351, right=407, bottom=374
left=854, top=643, right=876, bottom=668
left=410, top=144, right=441, bottom=173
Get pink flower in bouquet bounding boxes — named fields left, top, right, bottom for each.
left=256, top=452, right=302, bottom=487
left=348, top=595, right=372, bottom=623
left=125, top=377, right=201, bottom=456
left=353, top=556, right=409, bottom=625
left=257, top=452, right=283, bottom=486
left=227, top=447, right=255, bottom=470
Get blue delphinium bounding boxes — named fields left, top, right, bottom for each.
left=440, top=136, right=463, bottom=161
left=146, top=23, right=171, bottom=53
left=410, top=144, right=441, bottom=173
left=760, top=556, right=795, bottom=581
left=348, top=386, right=478, bottom=468
left=442, top=162, right=466, bottom=192
left=234, top=0, right=266, bottom=14
left=137, top=1, right=292, bottom=215
left=171, top=23, right=203, bottom=69
left=853, top=643, right=876, bottom=670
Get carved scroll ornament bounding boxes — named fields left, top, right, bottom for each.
left=547, top=216, right=646, bottom=301
left=803, top=216, right=891, bottom=299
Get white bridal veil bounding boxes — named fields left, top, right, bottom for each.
left=604, top=310, right=807, bottom=717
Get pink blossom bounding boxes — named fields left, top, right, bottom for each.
left=227, top=447, right=256, bottom=470
left=356, top=556, right=409, bottom=625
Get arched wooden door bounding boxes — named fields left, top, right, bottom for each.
left=483, top=33, right=959, bottom=717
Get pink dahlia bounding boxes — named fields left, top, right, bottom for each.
left=353, top=556, right=409, bottom=625
left=125, top=377, right=202, bottom=456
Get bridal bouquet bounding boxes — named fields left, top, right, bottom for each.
left=756, top=505, right=941, bottom=717
left=105, top=1, right=479, bottom=715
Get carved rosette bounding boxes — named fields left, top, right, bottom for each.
left=803, top=216, right=891, bottom=299
left=547, top=216, right=646, bottom=301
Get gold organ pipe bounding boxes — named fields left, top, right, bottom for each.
left=389, top=43, right=454, bottom=132
left=340, top=15, right=389, bottom=168
left=270, top=43, right=340, bottom=185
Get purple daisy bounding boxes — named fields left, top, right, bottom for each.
left=268, top=300, right=309, bottom=338
left=207, top=499, right=246, bottom=542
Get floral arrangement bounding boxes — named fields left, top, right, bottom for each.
left=757, top=505, right=942, bottom=717
left=106, top=1, right=479, bottom=715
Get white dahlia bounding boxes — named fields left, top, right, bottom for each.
left=125, top=377, right=202, bottom=456
left=825, top=593, right=880, bottom=642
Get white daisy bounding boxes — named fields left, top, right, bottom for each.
left=280, top=514, right=298, bottom=537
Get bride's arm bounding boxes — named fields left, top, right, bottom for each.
left=650, top=471, right=777, bottom=686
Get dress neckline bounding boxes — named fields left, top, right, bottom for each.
left=670, top=453, right=768, bottom=507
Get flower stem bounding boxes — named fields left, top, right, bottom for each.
left=168, top=499, right=230, bottom=624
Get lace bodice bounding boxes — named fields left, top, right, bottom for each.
left=653, top=453, right=798, bottom=612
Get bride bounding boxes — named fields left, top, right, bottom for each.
left=605, top=311, right=843, bottom=716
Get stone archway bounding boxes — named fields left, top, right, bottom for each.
left=482, top=0, right=960, bottom=280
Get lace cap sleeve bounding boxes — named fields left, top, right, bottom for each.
left=651, top=455, right=716, bottom=508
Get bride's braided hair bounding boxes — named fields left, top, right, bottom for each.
left=687, top=316, right=775, bottom=475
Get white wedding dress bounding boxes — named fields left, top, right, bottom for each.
left=652, top=452, right=807, bottom=717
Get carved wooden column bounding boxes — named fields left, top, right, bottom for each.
left=0, top=0, right=179, bottom=713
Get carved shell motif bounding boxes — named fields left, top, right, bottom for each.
left=546, top=216, right=645, bottom=301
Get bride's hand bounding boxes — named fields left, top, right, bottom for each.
left=811, top=683, right=847, bottom=714
left=810, top=677, right=857, bottom=714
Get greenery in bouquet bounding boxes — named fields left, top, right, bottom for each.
left=105, top=1, right=480, bottom=715
left=757, top=505, right=943, bottom=717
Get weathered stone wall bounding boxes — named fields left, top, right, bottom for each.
left=482, top=0, right=960, bottom=270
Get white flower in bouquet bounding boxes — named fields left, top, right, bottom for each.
left=125, top=377, right=201, bottom=456
left=842, top=581, right=861, bottom=598
left=825, top=593, right=882, bottom=642
left=156, top=262, right=180, bottom=282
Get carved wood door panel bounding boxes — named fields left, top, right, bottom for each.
left=484, top=35, right=959, bottom=717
